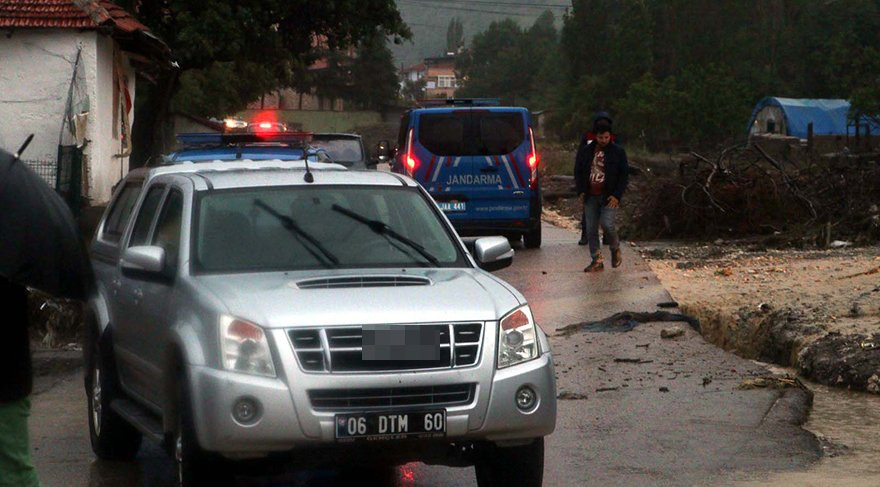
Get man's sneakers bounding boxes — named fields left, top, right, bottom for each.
left=584, top=256, right=604, bottom=272
left=612, top=248, right=623, bottom=268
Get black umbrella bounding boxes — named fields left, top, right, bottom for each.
left=0, top=135, right=94, bottom=301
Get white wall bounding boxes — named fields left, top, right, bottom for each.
left=0, top=30, right=96, bottom=171
left=90, top=34, right=136, bottom=204
left=0, top=29, right=137, bottom=205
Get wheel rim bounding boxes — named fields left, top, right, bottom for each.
left=91, top=360, right=102, bottom=436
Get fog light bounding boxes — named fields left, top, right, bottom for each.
left=515, top=386, right=537, bottom=411
left=232, top=397, right=261, bottom=425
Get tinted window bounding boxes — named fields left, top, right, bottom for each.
left=194, top=186, right=466, bottom=273
left=310, top=139, right=364, bottom=164
left=152, top=190, right=183, bottom=269
left=129, top=186, right=166, bottom=247
left=476, top=113, right=525, bottom=155
left=418, top=113, right=467, bottom=156
left=102, top=182, right=142, bottom=241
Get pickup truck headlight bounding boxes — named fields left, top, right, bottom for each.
left=497, top=305, right=539, bottom=369
left=220, top=316, right=276, bottom=377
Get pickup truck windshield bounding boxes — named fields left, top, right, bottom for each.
left=193, top=186, right=467, bottom=272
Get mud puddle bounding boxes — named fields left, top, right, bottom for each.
left=725, top=367, right=880, bottom=486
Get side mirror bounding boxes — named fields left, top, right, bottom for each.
left=473, top=236, right=514, bottom=272
left=376, top=140, right=392, bottom=162
left=121, top=246, right=167, bottom=280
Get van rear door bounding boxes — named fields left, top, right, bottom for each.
left=467, top=109, right=532, bottom=220
left=411, top=109, right=471, bottom=199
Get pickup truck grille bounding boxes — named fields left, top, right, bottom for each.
left=288, top=323, right=484, bottom=373
left=308, top=384, right=475, bottom=411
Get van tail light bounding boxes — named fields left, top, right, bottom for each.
left=528, top=127, right=539, bottom=189
left=405, top=127, right=418, bottom=176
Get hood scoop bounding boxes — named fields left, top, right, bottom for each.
left=296, top=275, right=431, bottom=289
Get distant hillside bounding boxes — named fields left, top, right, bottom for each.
left=391, top=0, right=569, bottom=68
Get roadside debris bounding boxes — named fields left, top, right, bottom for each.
left=661, top=326, right=685, bottom=339
left=557, top=391, right=589, bottom=400
left=614, top=358, right=653, bottom=364
left=715, top=267, right=733, bottom=277
left=659, top=386, right=670, bottom=392
left=738, top=376, right=803, bottom=390
left=828, top=240, right=852, bottom=249
left=595, top=386, right=619, bottom=392
left=657, top=301, right=679, bottom=308
left=556, top=310, right=702, bottom=336
left=839, top=266, right=880, bottom=279
left=702, top=377, right=713, bottom=387
left=799, top=332, right=880, bottom=394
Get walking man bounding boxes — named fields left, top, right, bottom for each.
left=0, top=276, right=40, bottom=487
left=578, top=112, right=615, bottom=245
left=574, top=122, right=629, bottom=272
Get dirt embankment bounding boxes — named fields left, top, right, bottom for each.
left=643, top=243, right=880, bottom=394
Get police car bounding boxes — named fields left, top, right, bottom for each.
left=385, top=99, right=542, bottom=248
left=160, top=118, right=329, bottom=165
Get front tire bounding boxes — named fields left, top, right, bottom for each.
left=523, top=224, right=542, bottom=249
left=87, top=331, right=142, bottom=460
left=475, top=438, right=544, bottom=487
left=175, top=378, right=234, bottom=486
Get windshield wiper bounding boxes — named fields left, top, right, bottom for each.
left=253, top=199, right=339, bottom=268
left=331, top=204, right=441, bottom=266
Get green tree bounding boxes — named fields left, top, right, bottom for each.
left=455, top=19, right=526, bottom=103
left=456, top=12, right=560, bottom=108
left=117, top=0, right=411, bottom=165
left=447, top=17, right=464, bottom=54
left=348, top=32, right=401, bottom=110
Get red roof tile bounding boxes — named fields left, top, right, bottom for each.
left=0, top=0, right=150, bottom=34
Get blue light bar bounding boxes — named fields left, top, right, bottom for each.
left=176, top=132, right=313, bottom=146
left=417, top=98, right=501, bottom=107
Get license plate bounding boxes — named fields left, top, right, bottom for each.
left=362, top=325, right=442, bottom=361
left=335, top=410, right=446, bottom=441
left=437, top=201, right=466, bottom=212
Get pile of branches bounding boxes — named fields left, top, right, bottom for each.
left=624, top=143, right=880, bottom=244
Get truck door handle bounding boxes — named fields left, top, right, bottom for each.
left=480, top=166, right=498, bottom=173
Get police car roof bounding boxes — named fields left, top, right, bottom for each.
left=132, top=160, right=414, bottom=191
left=192, top=168, right=411, bottom=191
left=165, top=147, right=307, bottom=163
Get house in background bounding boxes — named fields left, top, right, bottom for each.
left=400, top=53, right=459, bottom=100
left=401, top=62, right=426, bottom=85
left=0, top=0, right=169, bottom=209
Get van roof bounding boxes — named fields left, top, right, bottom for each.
left=410, top=106, right=530, bottom=114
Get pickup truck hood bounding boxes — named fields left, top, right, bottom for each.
left=195, top=268, right=523, bottom=328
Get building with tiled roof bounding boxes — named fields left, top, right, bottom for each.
left=0, top=0, right=170, bottom=206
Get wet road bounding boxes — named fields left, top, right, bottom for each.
left=30, top=224, right=821, bottom=486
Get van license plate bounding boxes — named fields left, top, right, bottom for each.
left=438, top=202, right=466, bottom=212
left=335, top=410, right=446, bottom=441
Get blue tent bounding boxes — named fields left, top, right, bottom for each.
left=747, top=97, right=880, bottom=138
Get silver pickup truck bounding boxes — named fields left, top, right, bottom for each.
left=85, top=160, right=556, bottom=486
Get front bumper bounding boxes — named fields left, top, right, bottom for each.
left=187, top=327, right=556, bottom=457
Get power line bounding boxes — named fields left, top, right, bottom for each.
left=398, top=0, right=555, bottom=16
left=403, top=0, right=569, bottom=9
